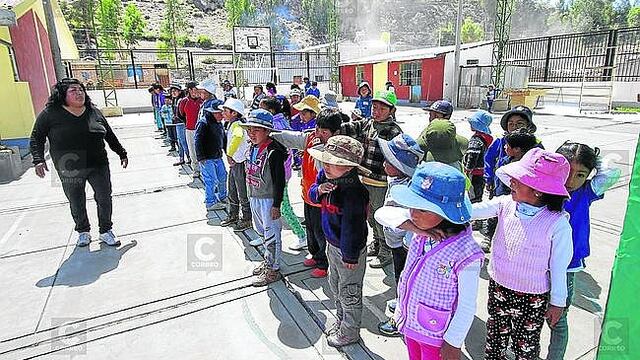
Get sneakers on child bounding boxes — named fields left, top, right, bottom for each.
left=303, top=258, right=317, bottom=267
left=99, top=230, right=120, bottom=246
left=369, top=255, right=392, bottom=269
left=366, top=242, right=379, bottom=257
left=326, top=330, right=360, bottom=348
left=76, top=232, right=91, bottom=247
left=252, top=261, right=269, bottom=276
left=233, top=220, right=253, bottom=232
left=220, top=215, right=238, bottom=227
left=377, top=318, right=401, bottom=337
left=288, top=237, right=307, bottom=251
left=310, top=268, right=328, bottom=278
left=173, top=161, right=185, bottom=166
left=481, top=236, right=492, bottom=253
left=252, top=268, right=282, bottom=287
left=249, top=237, right=264, bottom=246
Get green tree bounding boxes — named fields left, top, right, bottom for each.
left=461, top=17, right=484, bottom=43
left=60, top=0, right=94, bottom=48
left=300, top=0, right=336, bottom=41
left=96, top=0, right=123, bottom=58
left=123, top=3, right=146, bottom=49
left=628, top=6, right=640, bottom=27
left=438, top=23, right=455, bottom=46
left=197, top=35, right=213, bottom=49
left=224, top=0, right=255, bottom=28
left=160, top=0, right=188, bottom=67
left=568, top=0, right=615, bottom=31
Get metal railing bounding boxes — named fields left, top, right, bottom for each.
left=65, top=48, right=336, bottom=90
left=503, top=27, right=640, bottom=82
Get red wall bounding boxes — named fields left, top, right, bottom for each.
left=10, top=10, right=55, bottom=114
left=421, top=56, right=445, bottom=101
left=339, top=63, right=374, bottom=98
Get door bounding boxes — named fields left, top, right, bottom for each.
left=373, top=62, right=388, bottom=93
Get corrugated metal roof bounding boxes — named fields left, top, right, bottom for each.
left=339, top=41, right=494, bottom=66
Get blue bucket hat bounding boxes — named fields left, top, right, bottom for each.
left=239, top=109, right=276, bottom=131
left=378, top=134, right=425, bottom=177
left=424, top=100, right=453, bottom=117
left=467, top=110, right=493, bottom=134
left=390, top=162, right=472, bottom=224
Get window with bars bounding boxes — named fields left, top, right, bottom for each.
left=356, top=65, right=365, bottom=85
left=400, top=61, right=421, bottom=86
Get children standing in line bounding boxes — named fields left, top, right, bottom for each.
left=308, top=135, right=370, bottom=347
left=195, top=100, right=227, bottom=211
left=220, top=98, right=253, bottom=232
left=482, top=105, right=541, bottom=251
left=151, top=84, right=166, bottom=133
left=373, top=134, right=424, bottom=337
left=270, top=108, right=344, bottom=278
left=492, top=128, right=539, bottom=197
left=241, top=109, right=288, bottom=287
left=472, top=148, right=573, bottom=359
left=259, top=97, right=307, bottom=251
left=355, top=81, right=373, bottom=118
left=160, top=94, right=176, bottom=152
left=170, top=84, right=189, bottom=167
left=547, top=142, right=621, bottom=360
left=341, top=90, right=404, bottom=269
left=375, top=162, right=484, bottom=360
left=290, top=95, right=321, bottom=170
left=463, top=110, right=494, bottom=203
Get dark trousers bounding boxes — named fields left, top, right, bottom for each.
left=166, top=125, right=177, bottom=149
left=391, top=246, right=408, bottom=285
left=470, top=175, right=485, bottom=203
left=304, top=203, right=328, bottom=269
left=227, top=161, right=251, bottom=220
left=59, top=166, right=113, bottom=234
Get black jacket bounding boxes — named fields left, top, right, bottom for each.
left=194, top=113, right=225, bottom=161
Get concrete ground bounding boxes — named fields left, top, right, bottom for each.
left=0, top=104, right=638, bottom=360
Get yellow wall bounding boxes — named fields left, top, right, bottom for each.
left=0, top=43, right=36, bottom=140
left=373, top=62, right=389, bottom=93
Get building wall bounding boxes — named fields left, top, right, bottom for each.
left=421, top=56, right=445, bottom=101
left=339, top=63, right=373, bottom=98
left=10, top=9, right=55, bottom=115
left=443, top=44, right=494, bottom=102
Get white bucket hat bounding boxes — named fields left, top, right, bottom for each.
left=222, top=98, right=245, bottom=117
left=196, top=79, right=217, bottom=95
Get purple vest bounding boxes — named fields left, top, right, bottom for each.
left=490, top=198, right=567, bottom=294
left=395, top=227, right=484, bottom=346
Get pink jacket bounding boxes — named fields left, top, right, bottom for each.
left=394, top=227, right=483, bottom=346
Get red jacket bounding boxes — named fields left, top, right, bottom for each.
left=179, top=97, right=203, bottom=130
left=301, top=133, right=323, bottom=207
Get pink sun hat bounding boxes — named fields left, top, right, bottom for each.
left=496, top=148, right=570, bottom=197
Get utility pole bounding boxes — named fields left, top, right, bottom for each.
left=42, top=0, right=66, bottom=81
left=452, top=0, right=463, bottom=107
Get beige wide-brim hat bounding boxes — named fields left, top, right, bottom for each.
left=307, top=147, right=372, bottom=176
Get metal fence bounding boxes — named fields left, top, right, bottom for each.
left=503, top=27, right=640, bottom=82
left=66, top=48, right=336, bottom=90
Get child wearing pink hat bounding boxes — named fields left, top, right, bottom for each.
left=471, top=148, right=573, bottom=359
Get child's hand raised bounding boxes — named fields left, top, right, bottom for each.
left=318, top=183, right=337, bottom=195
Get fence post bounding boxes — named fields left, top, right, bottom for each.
left=270, top=51, right=277, bottom=83
left=130, top=49, right=138, bottom=89
left=306, top=52, right=310, bottom=80
left=188, top=50, right=195, bottom=80
left=543, top=36, right=552, bottom=82
left=604, top=29, right=618, bottom=81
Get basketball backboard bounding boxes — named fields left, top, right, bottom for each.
left=233, top=26, right=272, bottom=53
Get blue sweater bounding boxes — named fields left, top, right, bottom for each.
left=565, top=181, right=603, bottom=269
left=306, top=87, right=320, bottom=98
left=309, top=168, right=369, bottom=264
left=355, top=95, right=373, bottom=118
left=484, top=136, right=544, bottom=188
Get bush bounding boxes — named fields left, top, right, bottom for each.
left=197, top=35, right=213, bottom=49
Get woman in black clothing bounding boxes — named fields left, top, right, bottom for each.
left=30, top=78, right=128, bottom=247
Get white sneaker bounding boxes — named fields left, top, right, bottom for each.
left=99, top=230, right=121, bottom=246
left=288, top=237, right=307, bottom=251
left=249, top=237, right=264, bottom=246
left=77, top=232, right=91, bottom=247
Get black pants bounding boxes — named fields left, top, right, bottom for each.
left=166, top=125, right=177, bottom=148
left=391, top=246, right=408, bottom=285
left=304, top=203, right=328, bottom=269
left=470, top=175, right=485, bottom=204
left=59, top=165, right=113, bottom=234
